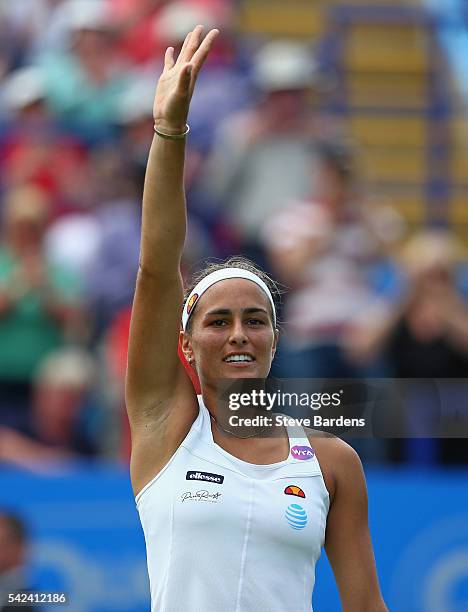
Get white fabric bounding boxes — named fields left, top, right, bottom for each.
left=182, top=268, right=276, bottom=330
left=136, top=396, right=329, bottom=611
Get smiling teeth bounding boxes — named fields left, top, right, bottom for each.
left=225, top=355, right=253, bottom=362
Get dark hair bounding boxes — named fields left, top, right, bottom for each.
left=184, top=256, right=282, bottom=333
left=0, top=511, right=27, bottom=544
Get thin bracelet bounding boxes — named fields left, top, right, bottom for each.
left=154, top=123, right=190, bottom=140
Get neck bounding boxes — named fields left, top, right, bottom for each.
left=209, top=412, right=271, bottom=439
left=200, top=388, right=273, bottom=440
left=199, top=382, right=217, bottom=416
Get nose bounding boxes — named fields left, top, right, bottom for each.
left=228, top=319, right=248, bottom=345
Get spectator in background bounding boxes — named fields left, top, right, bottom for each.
left=83, top=147, right=141, bottom=335
left=203, top=39, right=335, bottom=263
left=0, top=348, right=104, bottom=470
left=38, top=0, right=130, bottom=143
left=345, top=230, right=468, bottom=463
left=264, top=140, right=400, bottom=380
left=44, top=145, right=141, bottom=338
left=0, top=511, right=33, bottom=612
left=0, top=66, right=90, bottom=216
left=0, top=186, right=83, bottom=432
left=346, top=230, right=468, bottom=377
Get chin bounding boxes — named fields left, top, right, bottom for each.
left=220, top=363, right=268, bottom=379
left=224, top=370, right=258, bottom=379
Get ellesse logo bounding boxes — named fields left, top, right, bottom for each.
left=186, top=293, right=199, bottom=315
left=186, top=471, right=224, bottom=484
left=284, top=485, right=306, bottom=498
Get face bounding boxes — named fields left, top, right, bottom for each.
left=34, top=384, right=82, bottom=441
left=266, top=89, right=308, bottom=118
left=181, top=279, right=278, bottom=389
left=412, top=264, right=452, bottom=300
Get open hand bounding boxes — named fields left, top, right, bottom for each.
left=153, top=25, right=219, bottom=134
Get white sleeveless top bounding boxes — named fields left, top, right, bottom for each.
left=136, top=396, right=330, bottom=612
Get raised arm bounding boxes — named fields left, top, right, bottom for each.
left=125, top=27, right=219, bottom=491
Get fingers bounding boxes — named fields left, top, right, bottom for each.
left=172, top=26, right=219, bottom=85
left=175, top=26, right=202, bottom=65
left=178, top=25, right=204, bottom=64
left=175, top=30, right=193, bottom=65
left=164, top=47, right=175, bottom=70
left=191, top=28, right=219, bottom=76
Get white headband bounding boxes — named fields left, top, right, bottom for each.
left=182, top=268, right=276, bottom=330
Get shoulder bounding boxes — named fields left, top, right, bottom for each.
left=306, top=428, right=361, bottom=466
left=305, top=431, right=363, bottom=503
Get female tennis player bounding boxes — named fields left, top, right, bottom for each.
left=126, top=26, right=388, bottom=612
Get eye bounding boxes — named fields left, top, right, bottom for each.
left=247, top=318, right=265, bottom=326
left=211, top=319, right=228, bottom=326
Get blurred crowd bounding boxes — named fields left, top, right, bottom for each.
left=0, top=0, right=466, bottom=468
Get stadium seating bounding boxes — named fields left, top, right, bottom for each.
left=238, top=1, right=468, bottom=244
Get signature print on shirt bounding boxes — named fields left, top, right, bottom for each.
left=181, top=490, right=222, bottom=503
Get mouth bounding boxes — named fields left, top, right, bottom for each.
left=222, top=353, right=255, bottom=366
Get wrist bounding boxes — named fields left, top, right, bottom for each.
left=153, top=122, right=188, bottom=136
left=154, top=123, right=190, bottom=140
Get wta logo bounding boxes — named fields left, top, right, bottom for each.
left=290, top=445, right=315, bottom=460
